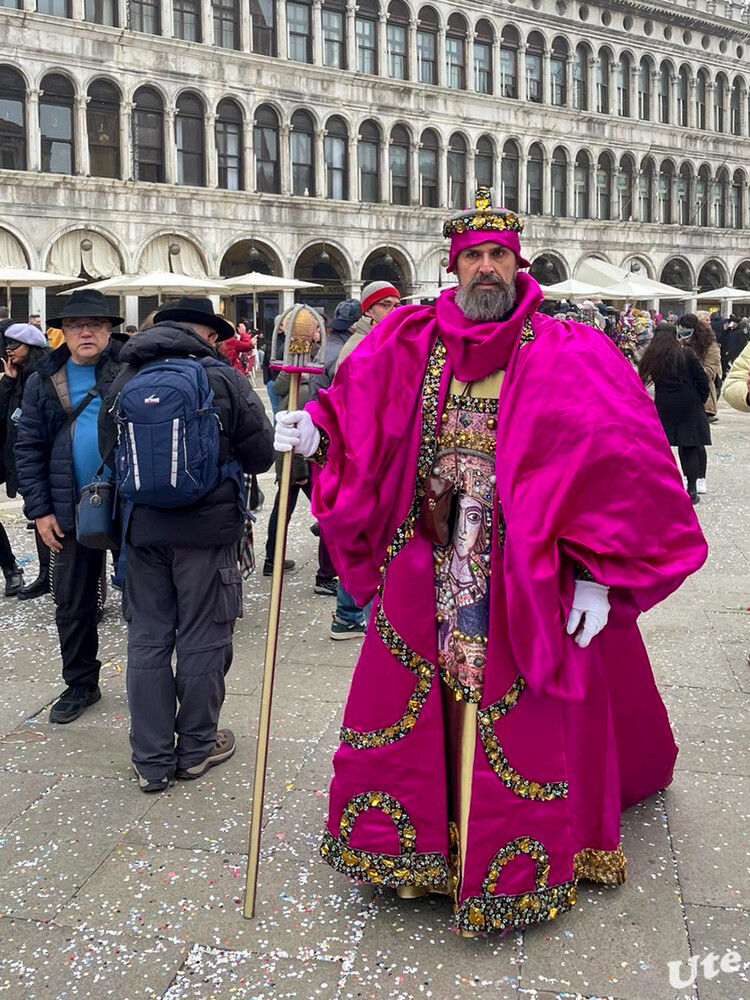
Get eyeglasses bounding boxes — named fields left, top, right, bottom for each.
left=62, top=319, right=108, bottom=334
left=4, top=339, right=22, bottom=350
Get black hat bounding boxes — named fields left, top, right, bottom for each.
left=47, top=289, right=123, bottom=328
left=153, top=297, right=235, bottom=342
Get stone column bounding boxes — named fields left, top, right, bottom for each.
left=466, top=145, right=476, bottom=191
left=437, top=26, right=446, bottom=88
left=564, top=56, right=573, bottom=108
left=22, top=0, right=35, bottom=11
left=670, top=73, right=679, bottom=125
left=315, top=127, right=326, bottom=199
left=629, top=66, right=638, bottom=118
left=517, top=43, right=527, bottom=102
left=541, top=47, right=550, bottom=106
left=609, top=61, right=618, bottom=115
left=71, top=0, right=84, bottom=20
left=244, top=116, right=256, bottom=191
left=587, top=160, right=597, bottom=219
left=542, top=154, right=551, bottom=216
left=74, top=95, right=90, bottom=176
left=349, top=132, right=360, bottom=199
left=378, top=11, right=387, bottom=77
left=649, top=69, right=658, bottom=121
left=205, top=111, right=218, bottom=187
left=119, top=100, right=135, bottom=180
left=721, top=82, right=730, bottom=133
left=518, top=152, right=528, bottom=212
left=409, top=140, right=420, bottom=204
left=162, top=0, right=174, bottom=38
left=707, top=81, right=716, bottom=129
left=565, top=160, right=574, bottom=218
left=688, top=76, right=697, bottom=128
left=346, top=1, right=356, bottom=71
left=587, top=56, right=597, bottom=111
left=312, top=0, right=323, bottom=65
left=380, top=133, right=390, bottom=202
left=240, top=0, right=251, bottom=52
left=124, top=295, right=139, bottom=328
left=609, top=165, right=618, bottom=221
left=408, top=17, right=418, bottom=82
left=280, top=123, right=291, bottom=195
left=631, top=169, right=642, bottom=222
left=439, top=139, right=448, bottom=207
left=277, top=0, right=288, bottom=60
left=668, top=171, right=678, bottom=224
left=164, top=106, right=177, bottom=184
left=492, top=37, right=501, bottom=98
left=26, top=88, right=41, bottom=172
left=465, top=34, right=474, bottom=93
left=117, top=0, right=127, bottom=28
left=202, top=0, right=214, bottom=45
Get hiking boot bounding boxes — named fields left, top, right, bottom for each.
left=314, top=578, right=338, bottom=597
left=176, top=729, right=236, bottom=780
left=3, top=565, right=24, bottom=597
left=49, top=685, right=101, bottom=724
left=17, top=575, right=51, bottom=600
left=263, top=559, right=295, bottom=577
left=133, top=764, right=176, bottom=794
left=330, top=617, right=367, bottom=641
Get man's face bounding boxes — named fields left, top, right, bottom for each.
left=62, top=317, right=112, bottom=364
left=454, top=242, right=518, bottom=323
left=29, top=315, right=41, bottom=329
left=367, top=296, right=401, bottom=326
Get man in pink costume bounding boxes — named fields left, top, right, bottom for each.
left=275, top=189, right=707, bottom=936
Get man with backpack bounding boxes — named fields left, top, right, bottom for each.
left=15, top=290, right=125, bottom=723
left=99, top=297, right=274, bottom=793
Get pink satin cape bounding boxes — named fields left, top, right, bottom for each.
left=306, top=284, right=707, bottom=932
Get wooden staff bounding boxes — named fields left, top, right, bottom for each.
left=244, top=305, right=325, bottom=919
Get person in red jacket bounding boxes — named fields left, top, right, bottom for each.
left=221, top=322, right=255, bottom=375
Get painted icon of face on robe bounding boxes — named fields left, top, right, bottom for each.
left=434, top=398, right=495, bottom=697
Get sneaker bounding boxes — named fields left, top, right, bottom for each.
left=330, top=617, right=367, bottom=641
left=176, top=729, right=236, bottom=780
left=133, top=764, right=176, bottom=794
left=696, top=478, right=707, bottom=495
left=262, top=559, right=296, bottom=577
left=314, top=579, right=338, bottom=597
left=17, top=575, right=51, bottom=600
left=3, top=565, right=24, bottom=597
left=49, top=685, right=101, bottom=724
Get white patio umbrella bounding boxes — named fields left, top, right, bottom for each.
left=600, top=275, right=693, bottom=302
left=696, top=285, right=750, bottom=303
left=0, top=266, right=83, bottom=306
left=221, top=273, right=323, bottom=326
left=58, top=271, right=229, bottom=297
left=540, top=278, right=607, bottom=299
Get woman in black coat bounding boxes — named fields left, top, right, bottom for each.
left=0, top=326, right=49, bottom=597
left=639, top=322, right=710, bottom=504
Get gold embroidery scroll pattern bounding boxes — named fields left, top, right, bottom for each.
left=320, top=791, right=450, bottom=890
left=454, top=836, right=577, bottom=934
left=477, top=675, right=569, bottom=802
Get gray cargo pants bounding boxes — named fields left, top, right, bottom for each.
left=124, top=542, right=242, bottom=780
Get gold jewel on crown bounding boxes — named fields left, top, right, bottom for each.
left=442, top=187, right=525, bottom=239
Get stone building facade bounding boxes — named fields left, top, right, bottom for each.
left=1, top=0, right=750, bottom=325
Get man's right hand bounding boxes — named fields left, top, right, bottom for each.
left=36, top=514, right=65, bottom=553
left=274, top=410, right=321, bottom=458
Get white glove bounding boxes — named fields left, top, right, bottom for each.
left=565, top=580, right=610, bottom=649
left=274, top=410, right=321, bottom=458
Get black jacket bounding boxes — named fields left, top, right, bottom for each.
left=654, top=349, right=711, bottom=448
left=15, top=340, right=124, bottom=530
left=99, top=322, right=274, bottom=549
left=0, top=346, right=48, bottom=497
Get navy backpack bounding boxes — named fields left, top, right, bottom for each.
left=114, top=357, right=242, bottom=508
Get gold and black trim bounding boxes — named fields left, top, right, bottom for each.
left=320, top=791, right=450, bottom=890
left=443, top=394, right=499, bottom=414
left=477, top=676, right=569, bottom=802
left=454, top=836, right=577, bottom=933
left=310, top=429, right=331, bottom=468
left=340, top=607, right=433, bottom=749
left=520, top=317, right=535, bottom=347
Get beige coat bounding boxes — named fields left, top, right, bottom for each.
left=335, top=315, right=374, bottom=372
left=723, top=340, right=750, bottom=412
left=699, top=341, right=723, bottom=416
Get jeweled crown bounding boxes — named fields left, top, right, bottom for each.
left=442, top=187, right=525, bottom=238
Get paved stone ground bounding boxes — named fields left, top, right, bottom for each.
left=0, top=401, right=748, bottom=1000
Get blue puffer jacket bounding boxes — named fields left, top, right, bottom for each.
left=15, top=339, right=123, bottom=531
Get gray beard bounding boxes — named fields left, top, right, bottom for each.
left=455, top=275, right=517, bottom=322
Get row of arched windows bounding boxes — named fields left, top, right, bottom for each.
left=1, top=66, right=747, bottom=228
left=7, top=2, right=750, bottom=136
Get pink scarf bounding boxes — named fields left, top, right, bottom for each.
left=436, top=271, right=543, bottom=381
